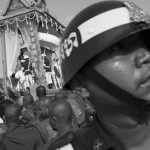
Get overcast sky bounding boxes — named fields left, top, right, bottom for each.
left=45, top=0, right=150, bottom=26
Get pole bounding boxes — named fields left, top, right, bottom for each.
left=0, top=26, right=7, bottom=92
left=31, top=23, right=47, bottom=87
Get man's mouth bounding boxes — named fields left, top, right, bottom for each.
left=140, top=75, right=150, bottom=88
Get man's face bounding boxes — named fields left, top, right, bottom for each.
left=93, top=33, right=150, bottom=101
left=39, top=105, right=48, bottom=120
left=38, top=101, right=49, bottom=120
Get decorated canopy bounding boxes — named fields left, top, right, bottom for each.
left=0, top=0, right=65, bottom=91
left=0, top=0, right=65, bottom=34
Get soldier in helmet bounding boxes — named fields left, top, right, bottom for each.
left=48, top=1, right=150, bottom=150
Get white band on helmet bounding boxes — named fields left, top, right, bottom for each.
left=78, top=7, right=131, bottom=44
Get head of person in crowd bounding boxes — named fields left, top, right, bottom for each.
left=54, top=91, right=66, bottom=101
left=3, top=104, right=45, bottom=150
left=59, top=1, right=150, bottom=149
left=49, top=100, right=74, bottom=135
left=0, top=99, right=14, bottom=120
left=21, top=94, right=35, bottom=123
left=0, top=91, right=5, bottom=102
left=23, top=94, right=34, bottom=109
left=38, top=96, right=53, bottom=121
left=36, top=85, right=46, bottom=98
left=4, top=104, right=22, bottom=128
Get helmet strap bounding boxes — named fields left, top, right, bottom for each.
left=83, top=68, right=150, bottom=112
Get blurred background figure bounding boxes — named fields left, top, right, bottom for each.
left=37, top=100, right=75, bottom=150
left=1, top=104, right=44, bottom=150
left=32, top=96, right=57, bottom=142
left=21, top=94, right=35, bottom=125
left=21, top=55, right=34, bottom=89
left=36, top=85, right=47, bottom=99
left=41, top=47, right=54, bottom=89
left=0, top=100, right=14, bottom=141
left=49, top=100, right=76, bottom=135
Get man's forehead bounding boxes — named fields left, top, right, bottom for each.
left=106, top=32, right=146, bottom=52
left=87, top=32, right=147, bottom=66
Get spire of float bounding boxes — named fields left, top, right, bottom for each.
left=30, top=26, right=39, bottom=63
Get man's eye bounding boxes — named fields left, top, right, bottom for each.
left=137, top=39, right=146, bottom=47
left=111, top=44, right=121, bottom=53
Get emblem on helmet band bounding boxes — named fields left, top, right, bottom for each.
left=60, top=32, right=79, bottom=60
left=124, top=1, right=150, bottom=23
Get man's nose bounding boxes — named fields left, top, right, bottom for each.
left=135, top=48, right=150, bottom=68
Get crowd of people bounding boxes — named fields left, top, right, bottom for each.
left=0, top=85, right=95, bottom=150
left=1, top=0, right=150, bottom=150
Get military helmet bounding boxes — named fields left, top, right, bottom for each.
left=60, top=0, right=150, bottom=86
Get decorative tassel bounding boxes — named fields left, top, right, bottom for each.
left=16, top=19, right=19, bottom=28
left=36, top=13, right=39, bottom=23
left=55, top=22, right=58, bottom=31
left=26, top=16, right=28, bottom=25
left=6, top=22, right=9, bottom=31
left=29, top=21, right=32, bottom=26
left=42, top=20, right=44, bottom=27
left=50, top=18, right=53, bottom=27
left=45, top=19, right=48, bottom=30
left=39, top=16, right=43, bottom=27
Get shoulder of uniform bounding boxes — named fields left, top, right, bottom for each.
left=59, top=144, right=74, bottom=150
left=47, top=131, right=74, bottom=150
left=47, top=128, right=114, bottom=150
left=72, top=125, right=114, bottom=150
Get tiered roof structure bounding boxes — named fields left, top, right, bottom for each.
left=0, top=0, right=65, bottom=35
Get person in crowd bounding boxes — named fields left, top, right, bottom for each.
left=33, top=85, right=48, bottom=124
left=0, top=91, right=5, bottom=102
left=54, top=90, right=89, bottom=128
left=21, top=94, right=35, bottom=124
left=21, top=54, right=34, bottom=89
left=0, top=100, right=14, bottom=140
left=14, top=60, right=25, bottom=90
left=31, top=96, right=57, bottom=142
left=37, top=100, right=75, bottom=150
left=66, top=90, right=87, bottom=127
left=36, top=85, right=47, bottom=99
left=54, top=91, right=79, bottom=129
left=51, top=53, right=62, bottom=89
left=41, top=47, right=54, bottom=89
left=49, top=100, right=77, bottom=135
left=22, top=94, right=34, bottom=109
left=0, top=100, right=14, bottom=122
left=50, top=1, right=150, bottom=150
left=54, top=91, right=66, bottom=101
left=1, top=104, right=45, bottom=150
left=38, top=96, right=53, bottom=121
left=18, top=48, right=25, bottom=65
